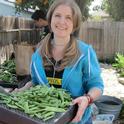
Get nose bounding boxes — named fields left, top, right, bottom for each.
left=59, top=17, right=66, bottom=24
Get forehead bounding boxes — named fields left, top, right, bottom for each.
left=53, top=5, right=72, bottom=15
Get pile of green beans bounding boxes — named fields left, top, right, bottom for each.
left=0, top=85, right=72, bottom=121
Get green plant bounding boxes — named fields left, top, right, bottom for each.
left=15, top=0, right=55, bottom=14
left=15, top=0, right=94, bottom=21
left=112, top=53, right=124, bottom=77
left=101, top=0, right=124, bottom=21
left=0, top=60, right=17, bottom=83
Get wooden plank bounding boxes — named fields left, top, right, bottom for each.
left=118, top=22, right=124, bottom=54
left=1, top=20, right=124, bottom=61
left=79, top=21, right=124, bottom=60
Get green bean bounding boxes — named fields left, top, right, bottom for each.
left=44, top=106, right=66, bottom=112
left=0, top=85, right=72, bottom=121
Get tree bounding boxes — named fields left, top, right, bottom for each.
left=76, top=0, right=94, bottom=20
left=15, top=0, right=54, bottom=15
left=102, top=0, right=124, bottom=21
left=15, top=0, right=94, bottom=21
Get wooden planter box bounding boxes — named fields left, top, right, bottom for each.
left=0, top=104, right=78, bottom=124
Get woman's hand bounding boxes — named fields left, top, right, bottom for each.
left=71, top=96, right=89, bottom=123
left=12, top=88, right=22, bottom=93
left=12, top=81, right=33, bottom=93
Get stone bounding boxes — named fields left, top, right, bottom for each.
left=118, top=77, right=124, bottom=85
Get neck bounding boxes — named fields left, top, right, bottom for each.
left=51, top=36, right=70, bottom=61
left=52, top=36, right=70, bottom=46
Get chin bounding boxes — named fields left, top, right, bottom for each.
left=54, top=32, right=68, bottom=37
left=56, top=35, right=68, bottom=38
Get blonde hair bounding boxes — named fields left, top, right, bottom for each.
left=40, top=0, right=82, bottom=71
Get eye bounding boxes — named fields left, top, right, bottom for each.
left=54, top=14, right=61, bottom=18
left=66, top=16, right=72, bottom=20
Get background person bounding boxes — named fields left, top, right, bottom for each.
left=31, top=10, right=49, bottom=39
left=14, top=0, right=104, bottom=123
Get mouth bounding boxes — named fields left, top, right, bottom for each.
left=56, top=26, right=67, bottom=30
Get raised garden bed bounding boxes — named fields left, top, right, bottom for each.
left=0, top=104, right=78, bottom=124
left=0, top=59, right=31, bottom=89
left=0, top=75, right=31, bottom=89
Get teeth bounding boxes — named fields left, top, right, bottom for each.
left=58, top=28, right=65, bottom=30
left=56, top=26, right=65, bottom=30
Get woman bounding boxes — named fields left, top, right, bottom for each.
left=16, top=0, right=104, bottom=123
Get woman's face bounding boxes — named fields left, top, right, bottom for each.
left=51, top=5, right=73, bottom=38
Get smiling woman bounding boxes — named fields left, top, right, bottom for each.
left=15, top=0, right=104, bottom=124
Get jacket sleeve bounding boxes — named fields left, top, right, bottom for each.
left=30, top=56, right=38, bottom=85
left=83, top=45, right=104, bottom=93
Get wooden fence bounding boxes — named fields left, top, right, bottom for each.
left=0, top=16, right=41, bottom=64
left=1, top=17, right=124, bottom=62
left=0, top=16, right=33, bottom=30
left=79, top=21, right=124, bottom=60
left=0, top=29, right=42, bottom=64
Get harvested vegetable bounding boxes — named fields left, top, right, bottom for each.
left=0, top=85, right=72, bottom=121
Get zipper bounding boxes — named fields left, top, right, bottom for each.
left=62, top=54, right=84, bottom=88
left=44, top=53, right=59, bottom=82
left=53, top=60, right=58, bottom=78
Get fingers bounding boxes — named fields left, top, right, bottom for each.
left=71, top=103, right=85, bottom=122
left=12, top=88, right=20, bottom=93
left=71, top=96, right=89, bottom=123
left=72, top=96, right=82, bottom=105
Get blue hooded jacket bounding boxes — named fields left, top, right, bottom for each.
left=30, top=40, right=104, bottom=123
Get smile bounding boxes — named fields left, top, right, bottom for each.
left=56, top=26, right=67, bottom=30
